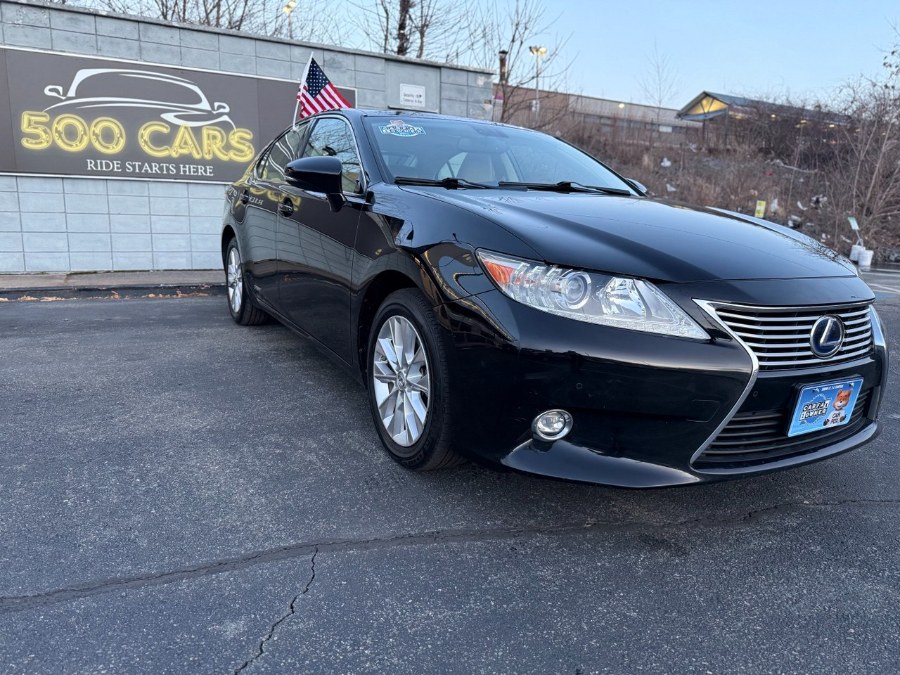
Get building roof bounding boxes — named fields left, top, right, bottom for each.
left=677, top=91, right=848, bottom=126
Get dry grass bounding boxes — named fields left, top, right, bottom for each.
left=591, top=140, right=898, bottom=260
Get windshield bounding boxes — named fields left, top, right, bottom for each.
left=363, top=116, right=635, bottom=192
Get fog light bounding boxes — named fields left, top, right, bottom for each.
left=532, top=409, right=573, bottom=441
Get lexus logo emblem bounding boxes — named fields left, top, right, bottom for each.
left=810, top=315, right=845, bottom=358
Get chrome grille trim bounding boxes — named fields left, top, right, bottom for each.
left=694, top=389, right=873, bottom=469
left=709, top=301, right=874, bottom=370
left=690, top=300, right=760, bottom=469
left=716, top=309, right=870, bottom=323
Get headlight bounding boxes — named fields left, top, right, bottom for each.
left=477, top=250, right=709, bottom=340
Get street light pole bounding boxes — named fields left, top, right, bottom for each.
left=283, top=0, right=297, bottom=39
left=529, top=45, right=547, bottom=126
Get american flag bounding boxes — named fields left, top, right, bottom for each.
left=296, top=58, right=351, bottom=117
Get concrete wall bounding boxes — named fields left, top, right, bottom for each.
left=0, top=0, right=494, bottom=273
left=0, top=175, right=225, bottom=272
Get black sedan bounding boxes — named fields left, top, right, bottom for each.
left=220, top=110, right=888, bottom=487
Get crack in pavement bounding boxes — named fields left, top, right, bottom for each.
left=1, top=498, right=898, bottom=614
left=233, top=548, right=317, bottom=674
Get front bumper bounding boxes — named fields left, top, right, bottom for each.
left=436, top=278, right=888, bottom=487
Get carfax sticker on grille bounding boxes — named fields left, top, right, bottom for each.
left=787, top=378, right=863, bottom=437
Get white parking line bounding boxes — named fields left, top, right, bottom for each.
left=864, top=271, right=900, bottom=278
left=868, top=283, right=900, bottom=294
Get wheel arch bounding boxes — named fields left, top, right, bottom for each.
left=356, top=270, right=421, bottom=377
left=221, top=225, right=237, bottom=263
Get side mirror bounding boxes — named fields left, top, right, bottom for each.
left=285, top=156, right=345, bottom=211
left=626, top=178, right=647, bottom=195
left=212, top=101, right=230, bottom=114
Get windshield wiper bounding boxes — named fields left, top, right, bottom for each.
left=497, top=181, right=633, bottom=196
left=394, top=176, right=493, bottom=189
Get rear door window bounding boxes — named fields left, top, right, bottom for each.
left=262, top=126, right=305, bottom=183
left=257, top=122, right=309, bottom=183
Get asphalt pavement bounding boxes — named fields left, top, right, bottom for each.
left=1, top=291, right=899, bottom=674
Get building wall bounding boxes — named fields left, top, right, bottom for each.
left=0, top=0, right=494, bottom=273
left=493, top=84, right=700, bottom=148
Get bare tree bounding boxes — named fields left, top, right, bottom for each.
left=394, top=0, right=412, bottom=55
left=72, top=0, right=341, bottom=42
left=368, top=0, right=392, bottom=53
left=348, top=0, right=575, bottom=130
left=410, top=0, right=469, bottom=61
left=466, top=0, right=572, bottom=131
left=638, top=41, right=679, bottom=148
left=349, top=0, right=471, bottom=63
left=410, top=0, right=434, bottom=59
left=827, top=78, right=900, bottom=244
left=638, top=42, right=679, bottom=110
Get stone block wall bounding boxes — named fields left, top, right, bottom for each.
left=0, top=176, right=225, bottom=272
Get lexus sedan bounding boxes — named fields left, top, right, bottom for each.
left=220, top=110, right=888, bottom=487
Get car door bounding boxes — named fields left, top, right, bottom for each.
left=240, top=127, right=304, bottom=304
left=277, top=115, right=365, bottom=363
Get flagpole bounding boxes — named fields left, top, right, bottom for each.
left=292, top=52, right=314, bottom=126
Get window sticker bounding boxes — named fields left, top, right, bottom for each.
left=379, top=119, right=426, bottom=137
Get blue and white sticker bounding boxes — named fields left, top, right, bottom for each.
left=379, top=120, right=426, bottom=137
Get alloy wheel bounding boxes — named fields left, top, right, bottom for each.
left=226, top=246, right=243, bottom=315
left=372, top=315, right=431, bottom=447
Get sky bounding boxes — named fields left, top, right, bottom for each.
left=532, top=0, right=899, bottom=109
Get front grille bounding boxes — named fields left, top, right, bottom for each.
left=694, top=389, right=872, bottom=470
left=713, top=302, right=873, bottom=370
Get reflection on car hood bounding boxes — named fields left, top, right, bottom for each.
left=411, top=189, right=857, bottom=282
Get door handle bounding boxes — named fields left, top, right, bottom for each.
left=278, top=199, right=294, bottom=216
left=239, top=190, right=250, bottom=204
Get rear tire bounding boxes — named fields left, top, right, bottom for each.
left=224, top=237, right=269, bottom=326
left=366, top=289, right=461, bottom=470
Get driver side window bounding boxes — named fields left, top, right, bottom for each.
left=301, top=117, right=363, bottom=193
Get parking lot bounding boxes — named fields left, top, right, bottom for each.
left=1, top=290, right=899, bottom=674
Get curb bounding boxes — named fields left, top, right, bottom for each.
left=0, top=283, right=226, bottom=302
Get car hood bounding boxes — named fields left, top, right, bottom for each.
left=410, top=189, right=857, bottom=282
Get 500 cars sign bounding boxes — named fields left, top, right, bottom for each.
left=0, top=47, right=355, bottom=183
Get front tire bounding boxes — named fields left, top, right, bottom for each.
left=224, top=238, right=269, bottom=326
left=367, top=289, right=460, bottom=470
